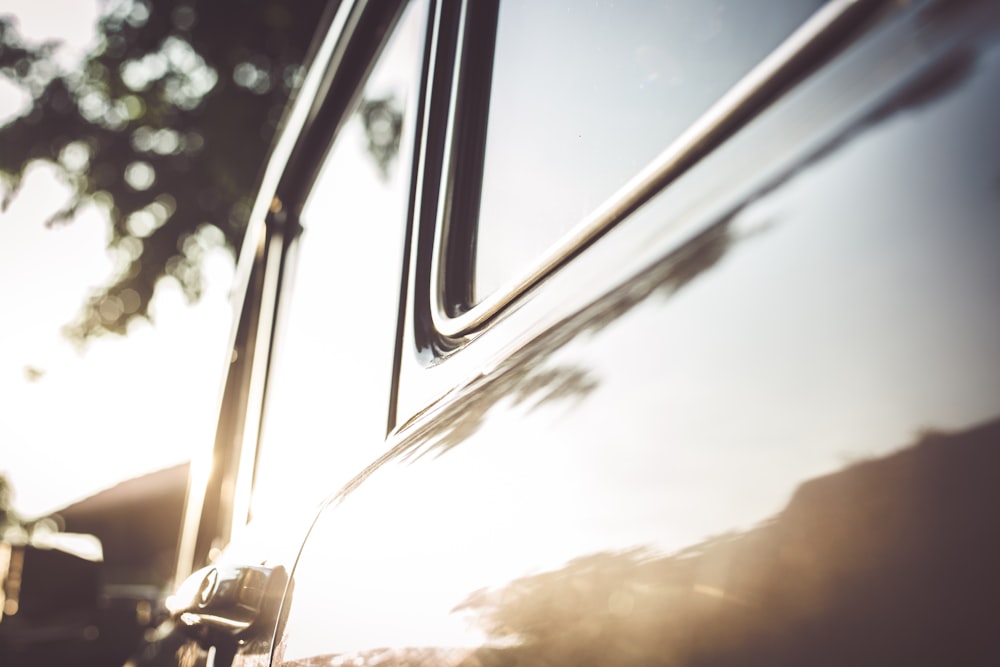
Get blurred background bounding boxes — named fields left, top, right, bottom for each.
left=0, top=0, right=325, bottom=663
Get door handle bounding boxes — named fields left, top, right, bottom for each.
left=167, top=564, right=282, bottom=641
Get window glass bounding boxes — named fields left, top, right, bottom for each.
left=470, top=0, right=827, bottom=303
left=249, top=1, right=427, bottom=521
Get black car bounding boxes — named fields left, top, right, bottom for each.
left=154, top=0, right=1000, bottom=665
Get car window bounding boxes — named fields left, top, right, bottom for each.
left=248, top=1, right=428, bottom=522
left=456, top=0, right=827, bottom=306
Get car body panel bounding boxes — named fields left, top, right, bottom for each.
left=156, top=0, right=1000, bottom=665
left=267, top=1, right=1000, bottom=665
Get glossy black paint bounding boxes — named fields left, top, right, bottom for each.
left=158, top=0, right=1000, bottom=666
left=273, top=0, right=1000, bottom=665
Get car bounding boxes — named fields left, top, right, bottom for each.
left=145, top=0, right=1000, bottom=665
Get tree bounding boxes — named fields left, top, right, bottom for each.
left=0, top=473, right=17, bottom=533
left=0, top=0, right=328, bottom=340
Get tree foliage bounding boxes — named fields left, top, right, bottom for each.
left=0, top=0, right=327, bottom=340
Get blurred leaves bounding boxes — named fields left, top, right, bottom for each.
left=0, top=0, right=326, bottom=340
left=0, top=473, right=17, bottom=531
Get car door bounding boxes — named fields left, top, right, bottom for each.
left=164, top=0, right=1000, bottom=665
left=269, top=0, right=1000, bottom=666
left=153, top=2, right=429, bottom=666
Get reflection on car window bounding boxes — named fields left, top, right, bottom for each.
left=470, top=0, right=826, bottom=303
left=249, top=1, right=427, bottom=521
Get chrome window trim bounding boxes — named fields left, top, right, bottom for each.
left=175, top=0, right=363, bottom=584
left=227, top=229, right=285, bottom=543
left=429, top=0, right=883, bottom=339
left=427, top=0, right=470, bottom=333
left=388, top=0, right=445, bottom=426
left=178, top=0, right=418, bottom=582
left=230, top=0, right=362, bottom=310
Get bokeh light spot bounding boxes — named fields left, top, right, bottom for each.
left=124, top=161, right=155, bottom=190
left=98, top=295, right=124, bottom=322
left=126, top=209, right=157, bottom=237
left=126, top=0, right=151, bottom=28
left=121, top=94, right=146, bottom=120
left=171, top=5, right=197, bottom=31
left=233, top=60, right=272, bottom=94
left=119, top=288, right=141, bottom=314
left=119, top=236, right=143, bottom=262
left=59, top=141, right=91, bottom=172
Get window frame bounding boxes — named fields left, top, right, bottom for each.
left=174, top=0, right=427, bottom=581
left=425, top=0, right=885, bottom=341
left=252, top=0, right=432, bottom=510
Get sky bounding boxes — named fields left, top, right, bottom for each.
left=0, top=0, right=236, bottom=518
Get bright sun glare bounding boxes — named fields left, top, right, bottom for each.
left=0, top=0, right=235, bottom=518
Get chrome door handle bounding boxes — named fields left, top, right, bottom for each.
left=167, top=564, right=280, bottom=640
